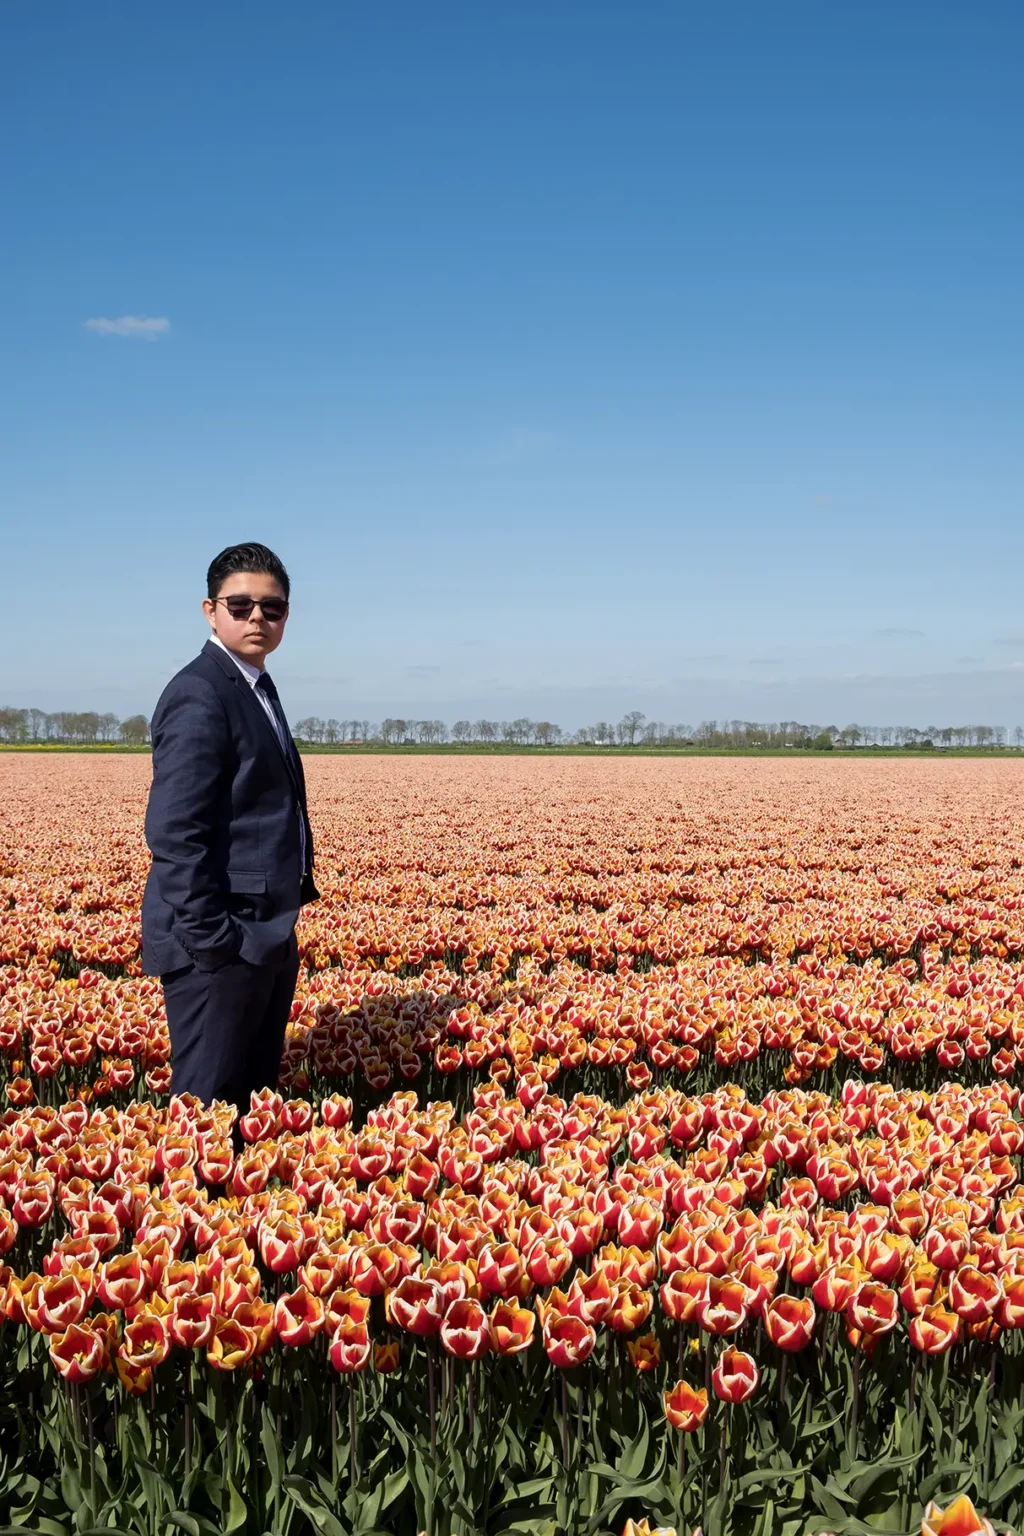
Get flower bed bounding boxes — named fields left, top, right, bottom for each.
left=1, top=756, right=1022, bottom=1534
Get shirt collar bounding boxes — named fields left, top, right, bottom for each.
left=210, top=633, right=263, bottom=687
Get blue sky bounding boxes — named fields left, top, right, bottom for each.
left=2, top=3, right=1022, bottom=730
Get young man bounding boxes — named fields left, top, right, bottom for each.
left=141, top=543, right=318, bottom=1107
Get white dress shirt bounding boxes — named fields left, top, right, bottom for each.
left=210, top=634, right=307, bottom=873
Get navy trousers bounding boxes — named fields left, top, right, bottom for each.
left=161, top=932, right=299, bottom=1108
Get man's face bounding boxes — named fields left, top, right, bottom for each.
left=202, top=571, right=289, bottom=668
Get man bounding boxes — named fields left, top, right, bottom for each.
left=141, top=542, right=318, bottom=1107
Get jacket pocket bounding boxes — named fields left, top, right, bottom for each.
left=226, top=868, right=268, bottom=894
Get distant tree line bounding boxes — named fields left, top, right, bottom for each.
left=0, top=708, right=151, bottom=744
left=290, top=713, right=1024, bottom=749
left=2, top=705, right=1021, bottom=751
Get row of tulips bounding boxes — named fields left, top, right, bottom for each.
left=2, top=756, right=1024, bottom=1531
left=5, top=758, right=1024, bottom=977
left=2, top=1077, right=1024, bottom=1532
left=5, top=758, right=1024, bottom=1112
left=6, top=944, right=1024, bottom=1116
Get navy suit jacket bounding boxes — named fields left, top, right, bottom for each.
left=141, top=639, right=318, bottom=977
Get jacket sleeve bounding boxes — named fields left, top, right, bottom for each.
left=293, top=748, right=319, bottom=903
left=145, top=674, right=240, bottom=969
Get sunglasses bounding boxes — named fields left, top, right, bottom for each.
left=214, top=595, right=289, bottom=623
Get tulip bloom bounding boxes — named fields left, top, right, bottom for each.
left=120, top=1312, right=171, bottom=1371
left=566, top=1268, right=615, bottom=1325
left=489, top=1300, right=535, bottom=1355
left=909, top=1303, right=962, bottom=1355
left=170, top=1292, right=217, bottom=1350
left=847, top=1282, right=899, bottom=1337
left=763, top=1294, right=816, bottom=1352
left=49, top=1323, right=106, bottom=1383
left=234, top=1300, right=276, bottom=1357
left=923, top=1221, right=970, bottom=1272
left=373, top=1341, right=400, bottom=1374
left=37, top=1272, right=91, bottom=1333
left=712, top=1347, right=760, bottom=1404
left=627, top=1332, right=661, bottom=1372
left=321, top=1094, right=353, bottom=1129
left=695, top=1277, right=749, bottom=1335
left=525, top=1236, right=573, bottom=1288
left=330, top=1323, right=372, bottom=1373
left=207, top=1317, right=256, bottom=1371
left=948, top=1266, right=1001, bottom=1325
left=997, top=1275, right=1024, bottom=1330
left=664, top=1379, right=709, bottom=1432
left=608, top=1279, right=653, bottom=1334
left=389, top=1276, right=444, bottom=1336
left=813, top=1263, right=864, bottom=1313
left=922, top=1496, right=995, bottom=1536
left=97, top=1251, right=148, bottom=1312
left=542, top=1314, right=596, bottom=1368
left=349, top=1243, right=402, bottom=1297
left=477, top=1242, right=529, bottom=1299
left=661, top=1269, right=708, bottom=1324
left=900, top=1262, right=941, bottom=1316
left=274, top=1287, right=325, bottom=1347
left=259, top=1216, right=305, bottom=1274
left=617, top=1198, right=663, bottom=1250
left=440, top=1298, right=490, bottom=1360
left=116, top=1356, right=153, bottom=1396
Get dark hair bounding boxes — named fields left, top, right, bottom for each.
left=207, top=543, right=291, bottom=600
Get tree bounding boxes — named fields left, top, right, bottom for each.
left=0, top=708, right=28, bottom=742
left=475, top=720, right=497, bottom=742
left=620, top=710, right=645, bottom=745
left=452, top=720, right=472, bottom=743
left=119, top=715, right=150, bottom=745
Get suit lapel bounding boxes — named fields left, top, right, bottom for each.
left=201, top=640, right=299, bottom=787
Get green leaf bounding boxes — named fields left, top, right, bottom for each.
left=163, top=1515, right=201, bottom=1536
left=988, top=1464, right=1024, bottom=1504
left=60, top=1466, right=83, bottom=1513
left=224, top=1480, right=247, bottom=1534
left=0, top=1528, right=68, bottom=1536
left=618, top=1421, right=649, bottom=1481
left=376, top=1465, right=409, bottom=1513
left=735, top=1464, right=813, bottom=1494
left=261, top=1405, right=285, bottom=1492
left=282, top=1475, right=348, bottom=1536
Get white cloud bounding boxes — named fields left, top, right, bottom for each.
left=83, top=315, right=170, bottom=339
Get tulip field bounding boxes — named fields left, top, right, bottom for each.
left=2, top=755, right=1024, bottom=1536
